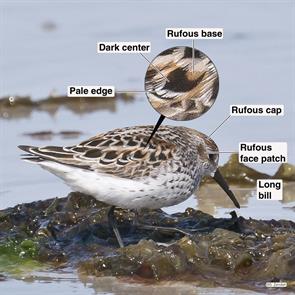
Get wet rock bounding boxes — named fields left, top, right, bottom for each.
left=234, top=253, right=253, bottom=270
left=81, top=239, right=188, bottom=280
left=0, top=191, right=294, bottom=291
left=262, top=245, right=295, bottom=279
left=273, top=163, right=295, bottom=181
left=80, top=221, right=295, bottom=286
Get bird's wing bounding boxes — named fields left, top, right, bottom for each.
left=19, top=126, right=179, bottom=179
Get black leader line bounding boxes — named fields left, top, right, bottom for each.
left=145, top=115, right=166, bottom=147
left=140, top=53, right=170, bottom=82
left=207, top=115, right=231, bottom=138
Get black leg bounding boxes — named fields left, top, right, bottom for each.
left=108, top=206, right=124, bottom=248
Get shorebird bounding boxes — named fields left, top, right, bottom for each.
left=19, top=125, right=240, bottom=247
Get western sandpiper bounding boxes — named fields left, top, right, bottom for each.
left=145, top=46, right=219, bottom=121
left=19, top=125, right=239, bottom=246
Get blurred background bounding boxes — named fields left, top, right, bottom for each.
left=0, top=1, right=294, bottom=219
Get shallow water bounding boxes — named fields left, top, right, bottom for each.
left=1, top=270, right=268, bottom=295
left=1, top=1, right=294, bottom=294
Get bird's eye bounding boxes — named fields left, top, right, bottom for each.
left=208, top=153, right=216, bottom=161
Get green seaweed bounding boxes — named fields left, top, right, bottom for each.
left=0, top=238, right=42, bottom=275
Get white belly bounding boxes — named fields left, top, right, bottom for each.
left=38, top=161, right=195, bottom=209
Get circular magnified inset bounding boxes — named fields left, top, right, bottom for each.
left=145, top=46, right=219, bottom=121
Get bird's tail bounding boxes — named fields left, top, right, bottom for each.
left=18, top=145, right=45, bottom=163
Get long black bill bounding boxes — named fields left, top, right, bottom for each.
left=213, top=169, right=240, bottom=208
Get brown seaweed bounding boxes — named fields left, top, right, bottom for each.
left=0, top=93, right=135, bottom=120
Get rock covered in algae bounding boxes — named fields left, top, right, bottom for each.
left=202, top=154, right=295, bottom=186
left=0, top=192, right=294, bottom=290
left=0, top=93, right=135, bottom=119
left=273, top=163, right=295, bottom=181
left=80, top=226, right=295, bottom=285
left=216, top=154, right=270, bottom=185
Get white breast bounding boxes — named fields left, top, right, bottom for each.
left=37, top=160, right=197, bottom=209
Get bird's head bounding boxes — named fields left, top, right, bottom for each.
left=195, top=132, right=240, bottom=209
